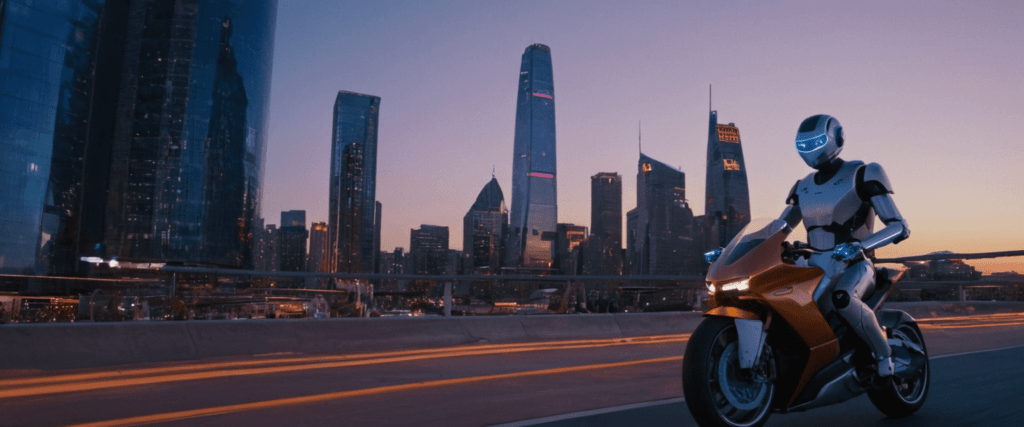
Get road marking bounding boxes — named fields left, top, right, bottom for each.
left=0, top=335, right=689, bottom=398
left=932, top=343, right=1024, bottom=360
left=66, top=356, right=685, bottom=427
left=489, top=397, right=686, bottom=426
left=0, top=334, right=687, bottom=388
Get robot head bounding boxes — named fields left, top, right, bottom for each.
left=795, top=114, right=844, bottom=169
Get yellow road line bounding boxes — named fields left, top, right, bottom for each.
left=66, top=355, right=684, bottom=427
left=0, top=334, right=688, bottom=388
left=2, top=336, right=688, bottom=398
left=920, top=321, right=1024, bottom=329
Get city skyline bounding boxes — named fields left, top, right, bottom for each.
left=261, top=1, right=1024, bottom=274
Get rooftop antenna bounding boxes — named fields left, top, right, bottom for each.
left=492, top=165, right=495, bottom=179
left=638, top=120, right=642, bottom=155
left=710, top=84, right=712, bottom=111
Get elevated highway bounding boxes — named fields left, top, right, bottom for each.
left=2, top=304, right=1023, bottom=426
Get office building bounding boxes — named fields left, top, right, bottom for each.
left=255, top=224, right=279, bottom=272
left=554, top=223, right=587, bottom=275
left=307, top=222, right=328, bottom=273
left=0, top=0, right=278, bottom=276
left=704, top=110, right=751, bottom=249
left=463, top=176, right=508, bottom=274
left=507, top=44, right=557, bottom=270
left=278, top=211, right=307, bottom=272
left=586, top=173, right=623, bottom=275
left=328, top=91, right=380, bottom=274
left=410, top=225, right=449, bottom=276
left=630, top=154, right=700, bottom=275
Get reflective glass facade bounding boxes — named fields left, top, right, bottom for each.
left=463, top=177, right=508, bottom=274
left=585, top=172, right=623, bottom=275
left=704, top=111, right=751, bottom=249
left=328, top=91, right=380, bottom=274
left=0, top=0, right=110, bottom=274
left=0, top=0, right=277, bottom=275
left=508, top=44, right=557, bottom=269
left=632, top=154, right=700, bottom=275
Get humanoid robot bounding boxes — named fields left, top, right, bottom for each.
left=778, top=114, right=910, bottom=377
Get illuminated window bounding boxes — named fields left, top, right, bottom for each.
left=642, top=163, right=653, bottom=173
left=717, top=125, right=741, bottom=143
left=723, top=159, right=740, bottom=171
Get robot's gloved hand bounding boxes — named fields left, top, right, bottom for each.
left=704, top=248, right=724, bottom=264
left=832, top=242, right=864, bottom=262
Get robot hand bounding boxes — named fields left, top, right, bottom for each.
left=832, top=242, right=864, bottom=263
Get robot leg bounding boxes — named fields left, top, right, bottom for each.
left=831, top=260, right=893, bottom=375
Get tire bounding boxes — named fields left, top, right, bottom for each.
left=683, top=317, right=775, bottom=427
left=867, top=322, right=930, bottom=418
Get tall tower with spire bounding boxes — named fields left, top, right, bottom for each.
left=507, top=44, right=557, bottom=270
left=704, top=90, right=751, bottom=249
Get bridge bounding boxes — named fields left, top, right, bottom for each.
left=2, top=302, right=1023, bottom=426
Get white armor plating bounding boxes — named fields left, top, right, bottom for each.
left=792, top=161, right=873, bottom=251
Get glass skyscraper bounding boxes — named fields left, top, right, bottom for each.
left=0, top=0, right=276, bottom=276
left=704, top=110, right=751, bottom=249
left=463, top=176, right=508, bottom=274
left=585, top=172, right=623, bottom=275
left=328, top=91, right=380, bottom=274
left=507, top=44, right=557, bottom=270
left=630, top=154, right=699, bottom=275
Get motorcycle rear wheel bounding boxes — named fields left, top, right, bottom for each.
left=867, top=322, right=929, bottom=418
left=683, top=316, right=776, bottom=427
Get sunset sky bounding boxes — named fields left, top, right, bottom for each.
left=262, top=1, right=1024, bottom=273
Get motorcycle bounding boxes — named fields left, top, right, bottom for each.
left=682, top=218, right=929, bottom=427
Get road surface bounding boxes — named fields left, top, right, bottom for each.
left=2, top=313, right=1023, bottom=426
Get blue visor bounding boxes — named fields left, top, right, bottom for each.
left=795, top=134, right=828, bottom=152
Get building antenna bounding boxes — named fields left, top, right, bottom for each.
left=492, top=165, right=495, bottom=179
left=638, top=120, right=642, bottom=155
left=709, top=84, right=712, bottom=111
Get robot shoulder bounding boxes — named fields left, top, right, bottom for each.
left=857, top=162, right=894, bottom=199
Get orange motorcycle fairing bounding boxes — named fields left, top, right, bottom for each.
left=754, top=265, right=840, bottom=405
left=703, top=306, right=761, bottom=320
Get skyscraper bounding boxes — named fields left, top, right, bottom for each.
left=507, top=44, right=557, bottom=270
left=631, top=154, right=700, bottom=275
left=278, top=211, right=307, bottom=272
left=328, top=91, right=380, bottom=274
left=704, top=109, right=751, bottom=249
left=0, top=0, right=277, bottom=278
left=410, top=225, right=449, bottom=276
left=586, top=173, right=623, bottom=275
left=463, top=176, right=508, bottom=274
left=554, top=223, right=587, bottom=275
left=307, top=222, right=328, bottom=273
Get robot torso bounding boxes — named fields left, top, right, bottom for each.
left=793, top=160, right=875, bottom=250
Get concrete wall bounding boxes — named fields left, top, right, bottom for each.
left=2, top=301, right=1021, bottom=371
left=0, top=312, right=706, bottom=371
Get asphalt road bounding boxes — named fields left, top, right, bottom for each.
left=1, top=313, right=1023, bottom=427
left=511, top=345, right=1024, bottom=427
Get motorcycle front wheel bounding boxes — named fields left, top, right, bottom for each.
left=683, top=316, right=776, bottom=427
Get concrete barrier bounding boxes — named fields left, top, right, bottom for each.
left=3, top=303, right=1020, bottom=371
left=885, top=301, right=1024, bottom=319
left=0, top=312, right=700, bottom=371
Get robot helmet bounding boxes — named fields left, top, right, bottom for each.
left=795, top=114, right=844, bottom=169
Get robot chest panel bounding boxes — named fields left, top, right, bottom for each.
left=798, top=169, right=863, bottom=227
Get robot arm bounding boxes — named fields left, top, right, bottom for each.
left=858, top=163, right=910, bottom=251
left=779, top=180, right=803, bottom=229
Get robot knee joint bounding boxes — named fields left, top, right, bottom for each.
left=832, top=290, right=851, bottom=309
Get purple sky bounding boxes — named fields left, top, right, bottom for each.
left=263, top=1, right=1024, bottom=273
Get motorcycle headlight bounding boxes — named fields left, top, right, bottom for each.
left=718, top=278, right=750, bottom=293
left=706, top=281, right=715, bottom=294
